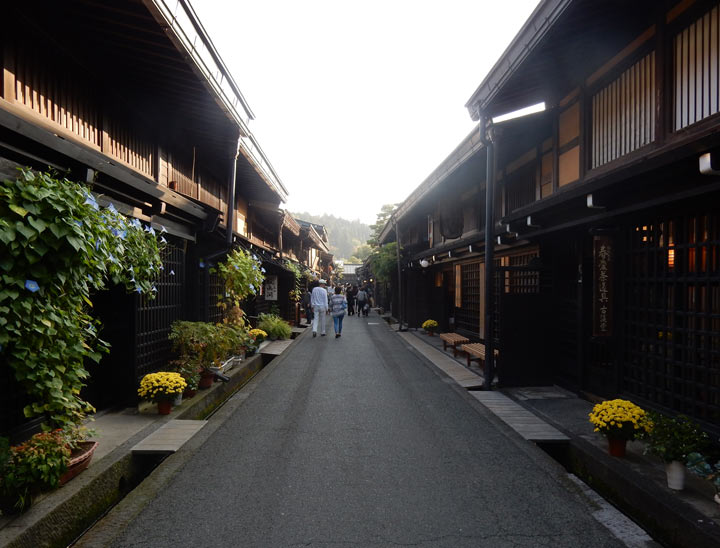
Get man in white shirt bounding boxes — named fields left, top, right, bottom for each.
left=310, top=279, right=330, bottom=337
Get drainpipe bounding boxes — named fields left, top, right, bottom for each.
left=200, top=136, right=240, bottom=266
left=226, top=136, right=240, bottom=248
left=482, top=119, right=498, bottom=390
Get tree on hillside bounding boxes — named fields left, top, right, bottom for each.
left=348, top=243, right=372, bottom=263
left=290, top=212, right=370, bottom=260
left=367, top=203, right=399, bottom=248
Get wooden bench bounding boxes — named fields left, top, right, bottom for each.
left=439, top=333, right=470, bottom=357
left=461, top=343, right=499, bottom=369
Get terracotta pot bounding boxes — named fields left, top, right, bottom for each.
left=199, top=370, right=214, bottom=389
left=157, top=400, right=172, bottom=415
left=59, top=441, right=98, bottom=486
left=426, top=330, right=435, bottom=336
left=607, top=437, right=627, bottom=457
left=183, top=388, right=197, bottom=399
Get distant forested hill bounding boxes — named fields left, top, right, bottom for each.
left=291, top=212, right=370, bottom=261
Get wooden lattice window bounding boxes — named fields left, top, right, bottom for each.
left=592, top=51, right=656, bottom=168
left=455, top=262, right=482, bottom=337
left=624, top=212, right=720, bottom=426
left=135, top=241, right=186, bottom=379
left=674, top=5, right=720, bottom=130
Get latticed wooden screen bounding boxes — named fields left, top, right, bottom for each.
left=591, top=51, right=656, bottom=168
left=207, top=269, right=224, bottom=324
left=673, top=5, right=720, bottom=130
left=134, top=240, right=186, bottom=379
left=456, top=262, right=481, bottom=337
left=624, top=211, right=720, bottom=426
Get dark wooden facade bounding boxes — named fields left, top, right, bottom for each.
left=0, top=1, right=312, bottom=436
left=381, top=0, right=720, bottom=433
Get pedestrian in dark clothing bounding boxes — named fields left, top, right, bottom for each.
left=346, top=285, right=355, bottom=316
left=356, top=287, right=369, bottom=317
left=302, top=288, right=313, bottom=325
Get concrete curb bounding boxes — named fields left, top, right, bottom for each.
left=567, top=431, right=720, bottom=548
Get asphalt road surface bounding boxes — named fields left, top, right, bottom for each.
left=109, top=313, right=625, bottom=547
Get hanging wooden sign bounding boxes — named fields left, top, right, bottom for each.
left=593, top=235, right=613, bottom=336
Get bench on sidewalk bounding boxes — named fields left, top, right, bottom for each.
left=461, top=343, right=499, bottom=369
left=439, top=333, right=470, bottom=357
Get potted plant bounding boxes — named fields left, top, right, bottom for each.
left=422, top=319, right=438, bottom=336
left=249, top=328, right=267, bottom=349
left=58, top=425, right=98, bottom=487
left=137, top=372, right=187, bottom=415
left=257, top=313, right=292, bottom=340
left=641, top=412, right=709, bottom=490
left=169, top=321, right=218, bottom=389
left=213, top=248, right=264, bottom=326
left=170, top=358, right=201, bottom=399
left=686, top=452, right=720, bottom=506
left=0, top=430, right=70, bottom=514
left=588, top=399, right=651, bottom=457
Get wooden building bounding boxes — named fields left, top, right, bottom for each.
left=381, top=0, right=720, bottom=433
left=0, top=0, right=295, bottom=434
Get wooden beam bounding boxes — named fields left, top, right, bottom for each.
left=2, top=41, right=16, bottom=103
left=0, top=102, right=207, bottom=220
left=586, top=26, right=656, bottom=88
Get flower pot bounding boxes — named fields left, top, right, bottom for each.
left=59, top=441, right=98, bottom=486
left=715, top=493, right=720, bottom=506
left=665, top=460, right=686, bottom=490
left=199, top=370, right=215, bottom=389
left=183, top=388, right=197, bottom=399
left=426, top=331, right=434, bottom=336
left=607, top=437, right=627, bottom=457
left=173, top=393, right=182, bottom=406
left=157, top=400, right=172, bottom=415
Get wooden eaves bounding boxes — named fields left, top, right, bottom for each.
left=377, top=123, right=487, bottom=245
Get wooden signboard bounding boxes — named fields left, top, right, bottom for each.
left=593, top=236, right=613, bottom=336
left=264, top=275, right=278, bottom=301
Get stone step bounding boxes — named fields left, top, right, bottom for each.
left=470, top=391, right=569, bottom=443
left=131, top=419, right=207, bottom=454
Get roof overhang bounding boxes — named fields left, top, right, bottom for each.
left=378, top=123, right=487, bottom=244
left=465, top=0, right=662, bottom=120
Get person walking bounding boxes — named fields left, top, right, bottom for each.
left=302, top=286, right=313, bottom=326
left=329, top=286, right=347, bottom=338
left=345, top=285, right=355, bottom=316
left=310, top=279, right=329, bottom=337
left=356, top=286, right=368, bottom=317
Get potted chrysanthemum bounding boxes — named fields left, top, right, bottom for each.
left=422, top=319, right=438, bottom=336
left=138, top=372, right=187, bottom=415
left=640, top=412, right=709, bottom=490
left=588, top=399, right=651, bottom=457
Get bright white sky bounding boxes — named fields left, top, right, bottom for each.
left=194, top=0, right=541, bottom=225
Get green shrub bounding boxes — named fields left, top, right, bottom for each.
left=257, top=313, right=292, bottom=340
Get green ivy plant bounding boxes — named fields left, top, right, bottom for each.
left=0, top=169, right=164, bottom=429
left=285, top=260, right=303, bottom=302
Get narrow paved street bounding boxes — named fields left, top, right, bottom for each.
left=108, top=314, right=624, bottom=548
